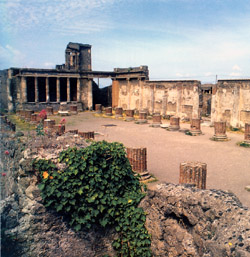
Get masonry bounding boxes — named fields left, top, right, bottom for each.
left=1, top=42, right=250, bottom=127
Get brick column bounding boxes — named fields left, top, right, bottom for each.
left=46, top=77, right=49, bottom=102
left=151, top=113, right=162, bottom=127
left=211, top=121, right=229, bottom=141
left=126, top=147, right=150, bottom=180
left=179, top=162, right=207, bottom=189
left=25, top=110, right=34, bottom=121
left=69, top=105, right=78, bottom=114
left=105, top=107, right=113, bottom=116
left=35, top=77, right=38, bottom=102
left=21, top=76, right=27, bottom=103
left=244, top=123, right=250, bottom=144
left=95, top=104, right=102, bottom=114
left=125, top=109, right=134, bottom=121
left=56, top=77, right=60, bottom=102
left=43, top=119, right=56, bottom=128
left=115, top=107, right=123, bottom=118
left=190, top=118, right=202, bottom=135
left=168, top=116, right=180, bottom=131
left=77, top=78, right=80, bottom=102
left=67, top=78, right=70, bottom=102
left=46, top=106, right=53, bottom=115
left=136, top=111, right=147, bottom=124
left=31, top=113, right=38, bottom=124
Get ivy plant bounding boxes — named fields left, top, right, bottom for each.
left=33, top=141, right=151, bottom=256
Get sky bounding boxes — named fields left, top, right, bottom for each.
left=1, top=0, right=250, bottom=85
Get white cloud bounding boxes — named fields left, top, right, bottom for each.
left=1, top=0, right=115, bottom=34
left=0, top=44, right=25, bottom=68
left=229, top=72, right=242, bottom=77
left=232, top=65, right=241, bottom=71
left=43, top=62, right=55, bottom=68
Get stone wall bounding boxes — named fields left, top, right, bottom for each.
left=0, top=70, right=8, bottom=111
left=211, top=80, right=250, bottom=127
left=117, top=79, right=201, bottom=120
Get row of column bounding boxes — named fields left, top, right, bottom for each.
left=21, top=76, right=81, bottom=103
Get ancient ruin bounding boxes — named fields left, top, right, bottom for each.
left=1, top=42, right=249, bottom=128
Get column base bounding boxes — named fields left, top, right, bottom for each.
left=115, top=114, right=123, bottom=118
left=188, top=130, right=202, bottom=136
left=210, top=135, right=230, bottom=141
left=135, top=119, right=148, bottom=124
left=150, top=123, right=161, bottom=128
left=167, top=125, right=180, bottom=131
left=125, top=117, right=135, bottom=121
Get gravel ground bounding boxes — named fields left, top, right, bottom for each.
left=52, top=111, right=250, bottom=208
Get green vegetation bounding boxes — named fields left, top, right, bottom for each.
left=8, top=114, right=36, bottom=131
left=237, top=141, right=250, bottom=148
left=33, top=141, right=151, bottom=256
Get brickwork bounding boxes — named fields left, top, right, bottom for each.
left=190, top=118, right=202, bottom=135
left=179, top=162, right=207, bottom=189
left=244, top=123, right=250, bottom=143
left=169, top=116, right=180, bottom=131
left=78, top=131, right=95, bottom=139
left=105, top=107, right=113, bottom=116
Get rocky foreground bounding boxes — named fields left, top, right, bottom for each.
left=1, top=129, right=250, bottom=256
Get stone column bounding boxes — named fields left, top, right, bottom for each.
left=21, top=76, right=27, bottom=103
left=125, top=109, right=134, bottom=121
left=95, top=104, right=102, bottom=114
left=78, top=131, right=95, bottom=140
left=136, top=111, right=147, bottom=124
left=88, top=79, right=93, bottom=110
left=77, top=78, right=80, bottom=102
left=126, top=147, right=150, bottom=180
left=139, top=79, right=143, bottom=109
left=190, top=118, right=202, bottom=135
left=151, top=113, right=162, bottom=127
left=105, top=107, right=113, bottom=116
left=115, top=107, right=123, bottom=118
left=162, top=95, right=168, bottom=117
left=35, top=77, right=39, bottom=102
left=127, top=78, right=131, bottom=109
left=211, top=121, right=229, bottom=141
left=67, top=78, right=70, bottom=102
left=179, top=162, right=207, bottom=189
left=168, top=116, right=180, bottom=131
left=244, top=123, right=250, bottom=144
left=46, top=77, right=49, bottom=102
left=151, top=85, right=155, bottom=114
left=56, top=77, right=60, bottom=102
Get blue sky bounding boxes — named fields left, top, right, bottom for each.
left=1, top=0, right=250, bottom=84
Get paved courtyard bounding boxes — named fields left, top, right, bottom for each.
left=56, top=112, right=250, bottom=208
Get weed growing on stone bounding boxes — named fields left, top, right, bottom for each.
left=33, top=141, right=152, bottom=256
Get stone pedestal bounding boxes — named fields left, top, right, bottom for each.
left=151, top=113, right=162, bottom=127
left=105, top=107, right=113, bottom=116
left=69, top=105, right=78, bottom=114
left=25, top=110, right=34, bottom=122
left=54, top=124, right=65, bottom=135
left=168, top=116, right=180, bottom=131
left=244, top=123, right=250, bottom=144
left=190, top=118, right=202, bottom=135
left=115, top=107, right=123, bottom=118
left=126, top=147, right=151, bottom=180
left=136, top=112, right=147, bottom=124
left=125, top=109, right=135, bottom=121
left=95, top=104, right=102, bottom=114
left=179, top=162, right=207, bottom=189
left=46, top=107, right=53, bottom=115
left=31, top=114, right=38, bottom=124
left=79, top=131, right=95, bottom=140
left=211, top=121, right=229, bottom=141
left=43, top=119, right=55, bottom=128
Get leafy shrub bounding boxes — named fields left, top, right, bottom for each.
left=33, top=141, right=151, bottom=256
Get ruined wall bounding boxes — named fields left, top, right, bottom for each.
left=117, top=79, right=201, bottom=119
left=0, top=70, right=8, bottom=110
left=211, top=80, right=250, bottom=127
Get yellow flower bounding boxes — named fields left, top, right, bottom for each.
left=228, top=242, right=232, bottom=246
left=43, top=171, right=49, bottom=179
left=50, top=176, right=53, bottom=179
left=128, top=199, right=132, bottom=203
